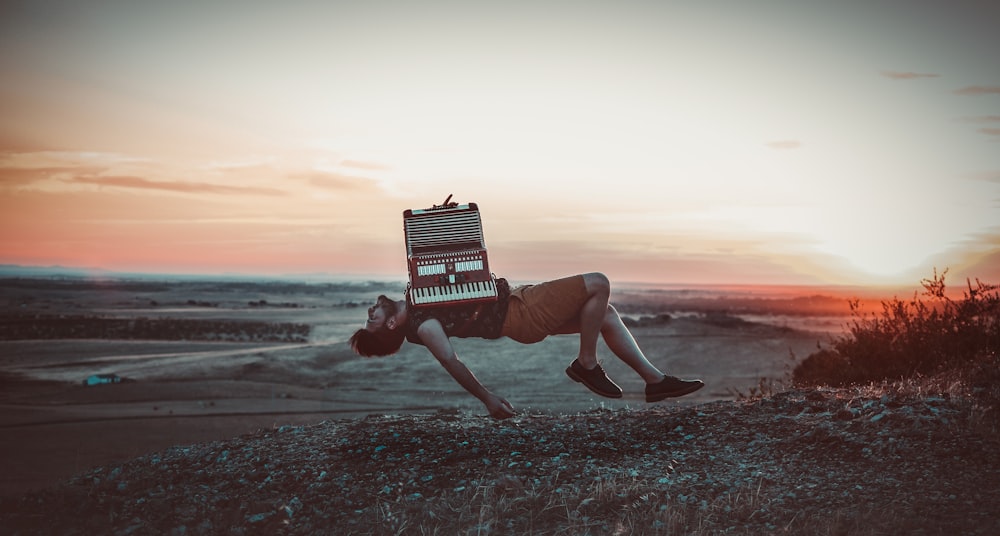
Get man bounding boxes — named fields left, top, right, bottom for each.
left=350, top=272, right=703, bottom=419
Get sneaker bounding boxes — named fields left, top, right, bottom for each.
left=565, top=359, right=623, bottom=399
left=646, top=375, right=704, bottom=402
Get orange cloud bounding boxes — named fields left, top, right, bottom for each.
left=0, top=137, right=56, bottom=155
left=880, top=70, right=940, bottom=80
left=922, top=232, right=1000, bottom=285
left=486, top=239, right=850, bottom=286
left=340, top=159, right=390, bottom=170
left=960, top=115, right=1000, bottom=123
left=956, top=116, right=1000, bottom=140
left=298, top=171, right=380, bottom=191
left=0, top=187, right=357, bottom=274
left=0, top=165, right=103, bottom=187
left=73, top=175, right=287, bottom=196
left=954, top=85, right=1000, bottom=96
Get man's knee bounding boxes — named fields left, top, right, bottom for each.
left=582, top=272, right=611, bottom=297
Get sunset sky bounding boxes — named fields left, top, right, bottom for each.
left=2, top=1, right=998, bottom=286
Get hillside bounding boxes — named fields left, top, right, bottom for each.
left=2, top=387, right=998, bottom=535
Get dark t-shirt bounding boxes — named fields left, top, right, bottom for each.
left=405, top=278, right=511, bottom=344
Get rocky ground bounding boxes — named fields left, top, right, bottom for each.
left=2, top=387, right=998, bottom=535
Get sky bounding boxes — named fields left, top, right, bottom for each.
left=1, top=0, right=999, bottom=287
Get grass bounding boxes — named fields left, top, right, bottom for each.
left=350, top=472, right=898, bottom=535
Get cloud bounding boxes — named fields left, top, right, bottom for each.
left=880, top=70, right=940, bottom=80
left=954, top=86, right=1000, bottom=96
left=340, top=159, right=390, bottom=171
left=299, top=171, right=379, bottom=191
left=966, top=171, right=1000, bottom=183
left=0, top=165, right=103, bottom=187
left=765, top=140, right=801, bottom=150
left=959, top=115, right=1000, bottom=123
left=921, top=231, right=1000, bottom=284
left=0, top=143, right=50, bottom=157
left=957, top=116, right=1000, bottom=140
left=73, top=175, right=286, bottom=196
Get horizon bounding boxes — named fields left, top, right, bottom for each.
left=2, top=1, right=998, bottom=287
left=0, top=262, right=954, bottom=299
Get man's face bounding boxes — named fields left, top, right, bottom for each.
left=364, top=295, right=397, bottom=332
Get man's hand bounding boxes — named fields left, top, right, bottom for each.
left=486, top=395, right=515, bottom=419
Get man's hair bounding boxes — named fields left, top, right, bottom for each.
left=349, top=327, right=406, bottom=357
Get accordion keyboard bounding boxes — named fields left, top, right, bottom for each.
left=410, top=279, right=498, bottom=305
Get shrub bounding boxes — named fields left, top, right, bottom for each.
left=794, top=269, right=999, bottom=387
left=791, top=348, right=853, bottom=387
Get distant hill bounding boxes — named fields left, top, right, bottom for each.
left=0, top=264, right=405, bottom=285
left=0, top=265, right=115, bottom=278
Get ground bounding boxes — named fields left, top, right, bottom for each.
left=1, top=277, right=997, bottom=534
left=2, top=387, right=998, bottom=535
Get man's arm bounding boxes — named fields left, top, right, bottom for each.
left=416, top=318, right=515, bottom=419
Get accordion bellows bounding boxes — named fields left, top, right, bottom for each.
left=403, top=201, right=499, bottom=307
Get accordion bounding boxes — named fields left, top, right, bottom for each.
left=403, top=199, right=498, bottom=307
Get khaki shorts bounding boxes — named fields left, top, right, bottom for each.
left=501, top=274, right=588, bottom=343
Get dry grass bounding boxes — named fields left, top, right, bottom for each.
left=344, top=468, right=918, bottom=535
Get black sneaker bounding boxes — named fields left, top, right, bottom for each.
left=646, top=375, right=704, bottom=402
left=565, top=359, right=623, bottom=399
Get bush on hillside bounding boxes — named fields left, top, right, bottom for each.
left=794, top=269, right=999, bottom=387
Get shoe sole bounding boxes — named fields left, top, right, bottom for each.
left=565, top=367, right=623, bottom=399
left=645, top=381, right=704, bottom=402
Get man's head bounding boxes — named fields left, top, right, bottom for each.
left=349, top=294, right=406, bottom=357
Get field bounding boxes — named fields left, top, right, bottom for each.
left=3, top=276, right=999, bottom=534
left=0, top=276, right=846, bottom=499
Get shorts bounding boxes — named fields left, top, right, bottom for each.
left=501, top=274, right=588, bottom=344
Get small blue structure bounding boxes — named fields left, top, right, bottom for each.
left=83, top=373, right=124, bottom=386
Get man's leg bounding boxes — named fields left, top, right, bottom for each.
left=563, top=272, right=625, bottom=397
left=573, top=272, right=610, bottom=369
left=566, top=272, right=661, bottom=382
left=600, top=304, right=668, bottom=383
left=564, top=272, right=704, bottom=400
